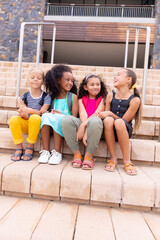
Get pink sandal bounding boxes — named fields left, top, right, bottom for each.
left=72, top=154, right=82, bottom=168
left=82, top=156, right=95, bottom=170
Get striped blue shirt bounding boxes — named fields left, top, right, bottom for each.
left=21, top=91, right=51, bottom=110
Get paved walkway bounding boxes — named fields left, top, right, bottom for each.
left=0, top=196, right=160, bottom=240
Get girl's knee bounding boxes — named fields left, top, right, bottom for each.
left=114, top=118, right=126, bottom=131
left=8, top=115, right=20, bottom=125
left=29, top=114, right=41, bottom=124
left=88, top=116, right=103, bottom=128
left=103, top=117, right=114, bottom=128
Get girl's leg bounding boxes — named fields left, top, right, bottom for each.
left=9, top=116, right=27, bottom=160
left=41, top=125, right=51, bottom=151
left=53, top=131, right=63, bottom=153
left=114, top=119, right=136, bottom=174
left=103, top=117, right=117, bottom=171
left=83, top=117, right=103, bottom=169
left=61, top=116, right=82, bottom=167
left=48, top=131, right=62, bottom=165
left=22, top=114, right=41, bottom=160
left=38, top=124, right=51, bottom=163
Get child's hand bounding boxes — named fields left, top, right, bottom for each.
left=77, top=123, right=86, bottom=141
left=97, top=111, right=112, bottom=119
left=51, top=109, right=62, bottom=114
left=82, top=130, right=87, bottom=146
left=40, top=109, right=49, bottom=115
left=19, top=106, right=30, bottom=114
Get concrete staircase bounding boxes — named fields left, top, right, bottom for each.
left=0, top=61, right=160, bottom=215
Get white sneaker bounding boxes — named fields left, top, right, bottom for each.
left=48, top=150, right=62, bottom=165
left=38, top=150, right=50, bottom=163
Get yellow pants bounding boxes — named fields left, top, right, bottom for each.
left=9, top=114, right=41, bottom=145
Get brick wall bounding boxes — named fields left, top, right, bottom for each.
left=0, top=0, right=46, bottom=62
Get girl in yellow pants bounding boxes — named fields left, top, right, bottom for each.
left=9, top=69, right=51, bottom=161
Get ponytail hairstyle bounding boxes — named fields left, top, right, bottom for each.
left=78, top=74, right=107, bottom=101
left=125, top=68, right=142, bottom=131
left=45, top=64, right=77, bottom=99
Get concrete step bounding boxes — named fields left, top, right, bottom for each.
left=0, top=153, right=160, bottom=211
left=0, top=195, right=159, bottom=239
left=0, top=128, right=160, bottom=164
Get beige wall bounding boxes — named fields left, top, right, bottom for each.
left=43, top=40, right=153, bottom=68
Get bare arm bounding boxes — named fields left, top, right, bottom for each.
left=72, top=94, right=79, bottom=117
left=19, top=99, right=50, bottom=116
left=122, top=97, right=140, bottom=122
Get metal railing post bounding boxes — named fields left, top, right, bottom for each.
left=121, top=5, right=125, bottom=17
left=16, top=22, right=56, bottom=97
left=51, top=25, right=56, bottom=64
left=36, top=25, right=42, bottom=68
left=133, top=28, right=139, bottom=71
left=142, top=26, right=150, bottom=104
left=124, top=25, right=151, bottom=105
left=16, top=22, right=25, bottom=97
left=124, top=29, right=129, bottom=68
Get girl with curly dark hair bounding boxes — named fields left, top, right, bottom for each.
left=62, top=74, right=107, bottom=170
left=38, top=64, right=78, bottom=165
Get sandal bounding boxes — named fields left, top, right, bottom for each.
left=11, top=149, right=23, bottom=161
left=104, top=159, right=117, bottom=172
left=21, top=147, right=34, bottom=161
left=82, top=156, right=95, bottom=170
left=72, top=154, right=82, bottom=168
left=124, top=162, right=137, bottom=175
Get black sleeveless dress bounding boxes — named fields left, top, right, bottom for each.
left=111, top=90, right=135, bottom=139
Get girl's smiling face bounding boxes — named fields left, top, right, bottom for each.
left=84, top=77, right=101, bottom=98
left=28, top=69, right=44, bottom=89
left=114, top=69, right=130, bottom=88
left=59, top=72, right=73, bottom=92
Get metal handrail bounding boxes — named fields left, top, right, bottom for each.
left=124, top=25, right=151, bottom=105
left=16, top=22, right=56, bottom=97
left=46, top=4, right=155, bottom=18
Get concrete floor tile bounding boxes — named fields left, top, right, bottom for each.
left=31, top=160, right=67, bottom=198
left=0, top=198, right=48, bottom=240
left=118, top=165, right=155, bottom=208
left=91, top=162, right=121, bottom=204
left=2, top=158, right=39, bottom=193
left=60, top=162, right=91, bottom=201
left=140, top=166, right=160, bottom=208
left=111, top=208, right=155, bottom=240
left=0, top=195, right=19, bottom=220
left=32, top=201, right=78, bottom=240
left=74, top=205, right=115, bottom=240
left=142, top=212, right=160, bottom=240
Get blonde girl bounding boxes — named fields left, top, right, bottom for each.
left=9, top=69, right=51, bottom=161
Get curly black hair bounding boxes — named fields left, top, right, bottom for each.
left=45, top=64, right=77, bottom=99
left=78, top=74, right=107, bottom=100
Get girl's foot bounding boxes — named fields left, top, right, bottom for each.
left=72, top=154, right=82, bottom=168
left=21, top=147, right=34, bottom=161
left=124, top=162, right=137, bottom=175
left=105, top=159, right=117, bottom=172
left=82, top=156, right=95, bottom=170
left=11, top=149, right=23, bottom=161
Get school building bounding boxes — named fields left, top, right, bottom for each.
left=0, top=0, right=160, bottom=68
